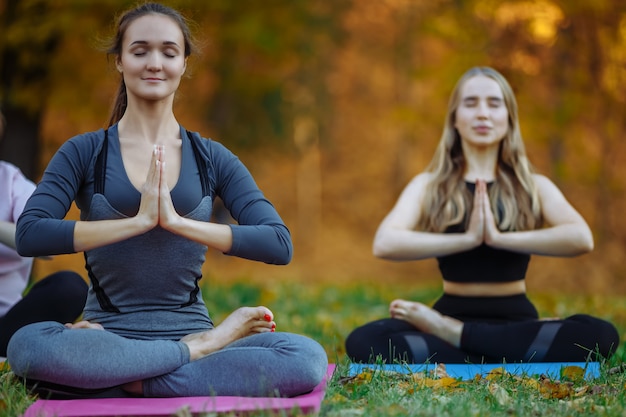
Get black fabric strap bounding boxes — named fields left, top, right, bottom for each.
left=90, top=128, right=119, bottom=312
left=93, top=129, right=108, bottom=195
left=187, top=130, right=211, bottom=197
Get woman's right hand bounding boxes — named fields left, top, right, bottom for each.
left=73, top=146, right=162, bottom=252
left=466, top=179, right=487, bottom=246
left=136, top=145, right=163, bottom=230
left=467, top=179, right=502, bottom=247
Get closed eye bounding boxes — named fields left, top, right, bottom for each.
left=488, top=98, right=503, bottom=108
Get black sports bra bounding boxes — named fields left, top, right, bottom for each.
left=435, top=182, right=530, bottom=283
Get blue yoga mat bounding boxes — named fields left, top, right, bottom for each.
left=349, top=362, right=600, bottom=380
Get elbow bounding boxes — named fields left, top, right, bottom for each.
left=579, top=232, right=594, bottom=254
left=276, top=228, right=293, bottom=265
left=569, top=228, right=594, bottom=256
left=372, top=241, right=386, bottom=259
left=15, top=234, right=38, bottom=258
left=372, top=234, right=395, bottom=260
left=265, top=251, right=291, bottom=266
left=269, top=228, right=293, bottom=265
left=274, top=245, right=292, bottom=265
left=15, top=226, right=34, bottom=257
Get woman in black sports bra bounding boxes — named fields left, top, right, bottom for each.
left=345, top=66, right=619, bottom=364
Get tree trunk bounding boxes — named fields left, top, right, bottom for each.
left=0, top=0, right=58, bottom=180
left=0, top=108, right=41, bottom=181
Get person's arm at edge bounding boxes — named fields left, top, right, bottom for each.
left=0, top=164, right=36, bottom=250
left=0, top=221, right=17, bottom=250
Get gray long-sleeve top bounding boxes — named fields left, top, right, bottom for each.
left=15, top=125, right=292, bottom=339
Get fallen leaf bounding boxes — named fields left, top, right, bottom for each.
left=489, top=382, right=512, bottom=406
left=539, top=375, right=574, bottom=399
left=433, top=363, right=449, bottom=378
left=485, top=367, right=507, bottom=381
left=561, top=366, right=585, bottom=382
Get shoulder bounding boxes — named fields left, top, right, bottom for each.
left=63, top=129, right=106, bottom=150
left=0, top=160, right=34, bottom=190
left=388, top=172, right=434, bottom=209
left=531, top=174, right=561, bottom=194
left=531, top=174, right=571, bottom=208
left=402, top=172, right=434, bottom=196
left=0, top=160, right=22, bottom=178
left=52, top=129, right=107, bottom=164
left=185, top=130, right=235, bottom=157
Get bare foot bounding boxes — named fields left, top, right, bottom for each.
left=64, top=320, right=104, bottom=330
left=389, top=299, right=463, bottom=347
left=181, top=306, right=276, bottom=361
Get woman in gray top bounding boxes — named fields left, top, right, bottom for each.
left=8, top=2, right=327, bottom=399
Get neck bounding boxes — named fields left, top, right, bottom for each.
left=117, top=107, right=179, bottom=144
left=462, top=144, right=499, bottom=182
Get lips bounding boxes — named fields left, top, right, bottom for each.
left=473, top=126, right=491, bottom=133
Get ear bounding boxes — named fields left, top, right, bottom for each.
left=116, top=57, right=123, bottom=73
left=181, top=57, right=188, bottom=75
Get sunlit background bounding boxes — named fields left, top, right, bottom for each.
left=1, top=0, right=625, bottom=295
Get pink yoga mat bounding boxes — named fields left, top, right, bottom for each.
left=22, top=364, right=335, bottom=417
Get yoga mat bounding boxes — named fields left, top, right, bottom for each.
left=349, top=362, right=600, bottom=380
left=22, top=364, right=335, bottom=417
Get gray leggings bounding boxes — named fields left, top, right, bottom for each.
left=7, top=321, right=328, bottom=398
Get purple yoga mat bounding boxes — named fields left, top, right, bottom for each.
left=22, top=364, right=335, bottom=417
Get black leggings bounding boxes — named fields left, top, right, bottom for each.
left=0, top=271, right=87, bottom=356
left=345, top=294, right=620, bottom=364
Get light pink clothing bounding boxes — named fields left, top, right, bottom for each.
left=0, top=161, right=35, bottom=316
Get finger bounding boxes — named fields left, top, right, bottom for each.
left=156, top=144, right=165, bottom=162
left=480, top=180, right=490, bottom=205
left=159, top=161, right=173, bottom=201
left=141, top=149, right=161, bottom=195
left=473, top=179, right=484, bottom=205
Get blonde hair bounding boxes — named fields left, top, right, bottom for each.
left=417, top=66, right=542, bottom=232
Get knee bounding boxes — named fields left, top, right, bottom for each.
left=7, top=322, right=64, bottom=377
left=571, top=314, right=621, bottom=358
left=345, top=324, right=378, bottom=362
left=596, top=320, right=620, bottom=358
left=283, top=334, right=328, bottom=395
left=48, top=271, right=88, bottom=300
left=302, top=338, right=328, bottom=383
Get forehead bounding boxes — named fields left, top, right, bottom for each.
left=123, top=14, right=183, bottom=46
left=459, top=75, right=504, bottom=99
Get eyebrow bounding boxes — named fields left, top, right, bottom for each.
left=129, top=40, right=181, bottom=47
left=462, top=96, right=503, bottom=103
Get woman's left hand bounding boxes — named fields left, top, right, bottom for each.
left=476, top=179, right=500, bottom=245
left=154, top=147, right=182, bottom=230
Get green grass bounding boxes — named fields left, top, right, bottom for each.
left=2, top=279, right=625, bottom=416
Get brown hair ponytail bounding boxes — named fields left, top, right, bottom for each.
left=104, top=2, right=197, bottom=126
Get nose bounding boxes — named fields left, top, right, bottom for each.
left=476, top=101, right=490, bottom=119
left=146, top=52, right=162, bottom=71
